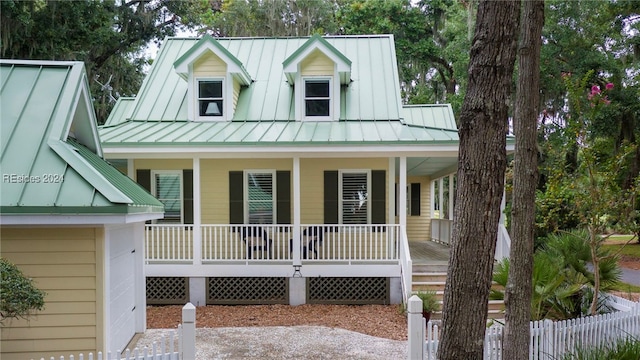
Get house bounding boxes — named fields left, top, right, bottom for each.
left=0, top=60, right=164, bottom=359
left=98, top=34, right=506, bottom=307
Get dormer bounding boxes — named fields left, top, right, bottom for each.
left=174, top=34, right=251, bottom=121
left=283, top=35, right=351, bottom=121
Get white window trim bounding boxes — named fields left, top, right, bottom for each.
left=302, top=77, right=333, bottom=121
left=195, top=77, right=225, bottom=122
left=338, top=169, right=371, bottom=224
left=151, top=170, right=183, bottom=224
left=243, top=170, right=277, bottom=224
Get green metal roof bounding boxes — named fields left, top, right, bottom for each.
left=104, top=97, right=135, bottom=126
left=402, top=104, right=457, bottom=130
left=99, top=118, right=459, bottom=146
left=0, top=60, right=163, bottom=216
left=112, top=35, right=404, bottom=123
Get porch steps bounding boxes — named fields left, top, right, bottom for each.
left=411, top=269, right=505, bottom=320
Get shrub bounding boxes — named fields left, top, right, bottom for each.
left=561, top=337, right=640, bottom=360
left=0, top=257, right=46, bottom=323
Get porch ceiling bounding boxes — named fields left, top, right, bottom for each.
left=400, top=157, right=457, bottom=177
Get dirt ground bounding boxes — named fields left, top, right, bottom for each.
left=147, top=304, right=408, bottom=341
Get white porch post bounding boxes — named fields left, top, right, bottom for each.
left=292, top=156, right=301, bottom=265
left=399, top=156, right=407, bottom=230
left=127, top=159, right=134, bottom=178
left=388, top=157, right=395, bottom=225
left=448, top=174, right=454, bottom=220
left=438, top=177, right=444, bottom=219
left=193, top=158, right=202, bottom=266
left=430, top=179, right=435, bottom=218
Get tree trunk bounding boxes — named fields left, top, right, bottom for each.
left=437, top=1, right=521, bottom=359
left=503, top=1, right=544, bottom=359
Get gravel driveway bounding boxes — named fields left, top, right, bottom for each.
left=133, top=326, right=407, bottom=360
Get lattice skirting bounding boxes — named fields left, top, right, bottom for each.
left=207, top=277, right=289, bottom=305
left=307, top=277, right=390, bottom=305
left=147, top=277, right=189, bottom=305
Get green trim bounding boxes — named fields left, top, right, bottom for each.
left=0, top=205, right=163, bottom=215
left=173, top=34, right=251, bottom=83
left=283, top=34, right=351, bottom=69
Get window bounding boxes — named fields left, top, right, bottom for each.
left=246, top=171, right=275, bottom=224
left=304, top=79, right=330, bottom=117
left=340, top=171, right=369, bottom=224
left=198, top=79, right=223, bottom=117
left=152, top=171, right=182, bottom=223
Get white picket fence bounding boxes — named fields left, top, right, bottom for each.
left=407, top=294, right=640, bottom=360
left=33, top=303, right=196, bottom=360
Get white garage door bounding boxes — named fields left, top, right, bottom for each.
left=109, top=231, right=137, bottom=353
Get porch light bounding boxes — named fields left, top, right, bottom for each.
left=293, top=264, right=302, bottom=278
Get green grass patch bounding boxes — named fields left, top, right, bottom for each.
left=603, top=243, right=640, bottom=259
left=611, top=281, right=640, bottom=293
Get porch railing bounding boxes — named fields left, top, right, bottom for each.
left=430, top=219, right=512, bottom=261
left=430, top=218, right=452, bottom=245
left=399, top=228, right=412, bottom=303
left=145, top=224, right=401, bottom=264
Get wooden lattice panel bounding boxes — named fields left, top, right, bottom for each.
left=146, top=277, right=189, bottom=305
left=307, top=277, right=389, bottom=304
left=207, top=277, right=289, bottom=305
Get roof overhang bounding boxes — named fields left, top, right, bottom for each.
left=0, top=212, right=163, bottom=225
left=173, top=34, right=251, bottom=85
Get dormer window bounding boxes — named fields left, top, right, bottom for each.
left=304, top=78, right=331, bottom=117
left=198, top=79, right=224, bottom=117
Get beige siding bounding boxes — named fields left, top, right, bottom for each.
left=300, top=49, right=334, bottom=76
left=0, top=227, right=102, bottom=360
left=193, top=52, right=227, bottom=77
left=300, top=158, right=388, bottom=224
left=405, top=176, right=431, bottom=242
left=232, top=80, right=241, bottom=110
left=200, top=159, right=293, bottom=223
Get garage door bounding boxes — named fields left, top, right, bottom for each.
left=109, top=233, right=137, bottom=353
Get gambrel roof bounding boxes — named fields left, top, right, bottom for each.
left=0, top=60, right=163, bottom=220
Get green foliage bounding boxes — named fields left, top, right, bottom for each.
left=0, top=258, right=46, bottom=323
left=561, top=337, right=640, bottom=360
left=0, top=0, right=212, bottom=123
left=414, top=290, right=441, bottom=313
left=492, top=230, right=621, bottom=321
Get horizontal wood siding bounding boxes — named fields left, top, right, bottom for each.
left=405, top=176, right=431, bottom=241
left=0, top=227, right=101, bottom=359
left=300, top=49, right=334, bottom=76
left=200, top=159, right=292, bottom=224
left=193, top=52, right=227, bottom=77
left=301, top=158, right=388, bottom=224
left=233, top=80, right=241, bottom=110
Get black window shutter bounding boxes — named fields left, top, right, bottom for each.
left=324, top=171, right=338, bottom=224
left=136, top=169, right=151, bottom=192
left=276, top=171, right=291, bottom=224
left=183, top=170, right=194, bottom=224
left=371, top=170, right=386, bottom=224
left=229, top=171, right=244, bottom=224
left=410, top=183, right=421, bottom=216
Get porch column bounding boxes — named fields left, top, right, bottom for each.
left=292, top=156, right=301, bottom=265
left=438, top=178, right=444, bottom=219
left=193, top=157, right=202, bottom=266
left=399, top=156, right=407, bottom=229
left=127, top=159, right=134, bottom=178
left=448, top=174, right=454, bottom=220
left=388, top=157, right=395, bottom=225
left=430, top=179, right=435, bottom=218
